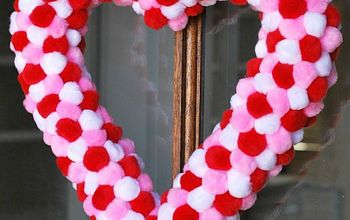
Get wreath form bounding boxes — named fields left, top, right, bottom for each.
left=9, top=0, right=342, bottom=219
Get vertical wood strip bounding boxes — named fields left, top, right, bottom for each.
left=172, top=16, right=203, bottom=178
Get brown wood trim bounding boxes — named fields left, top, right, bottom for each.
left=172, top=15, right=204, bottom=178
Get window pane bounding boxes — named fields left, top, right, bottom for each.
left=89, top=5, right=174, bottom=194
left=203, top=1, right=350, bottom=219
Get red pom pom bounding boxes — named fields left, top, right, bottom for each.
left=77, top=183, right=88, bottom=202
left=300, top=35, right=322, bottom=62
left=60, top=62, right=82, bottom=83
left=83, top=146, right=110, bottom=172
left=180, top=171, right=202, bottom=191
left=30, top=4, right=56, bottom=28
left=272, top=62, right=295, bottom=89
left=67, top=10, right=88, bottom=29
left=146, top=216, right=157, bottom=220
left=246, top=58, right=263, bottom=77
left=279, top=0, right=307, bottom=19
left=68, top=0, right=92, bottom=10
left=281, top=110, right=307, bottom=132
left=130, top=191, right=155, bottom=217
left=247, top=92, right=273, bottom=119
left=250, top=168, right=268, bottom=192
left=156, top=0, right=178, bottom=6
left=144, top=8, right=168, bottom=30
left=230, top=0, right=248, bottom=6
left=220, top=109, right=233, bottom=129
left=80, top=91, right=99, bottom=111
left=11, top=31, right=29, bottom=51
left=238, top=128, right=267, bottom=157
left=118, top=156, right=141, bottom=178
left=56, top=118, right=83, bottom=142
left=17, top=74, right=30, bottom=94
left=13, top=0, right=19, bottom=11
left=43, top=36, right=69, bottom=54
left=103, top=123, right=123, bottom=142
left=92, top=185, right=115, bottom=210
left=173, top=205, right=199, bottom=220
left=160, top=190, right=169, bottom=204
left=37, top=94, right=60, bottom=118
left=185, top=4, right=204, bottom=17
left=214, top=192, right=242, bottom=216
left=56, top=157, right=72, bottom=176
left=307, top=77, right=328, bottom=102
left=266, top=29, right=285, bottom=53
left=325, top=4, right=341, bottom=27
left=276, top=147, right=295, bottom=165
left=205, top=146, right=232, bottom=171
left=21, top=64, right=47, bottom=85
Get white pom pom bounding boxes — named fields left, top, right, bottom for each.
left=173, top=173, right=183, bottom=188
left=181, top=0, right=197, bottom=7
left=123, top=211, right=144, bottom=220
left=66, top=29, right=82, bottom=47
left=188, top=149, right=209, bottom=177
left=255, top=149, right=276, bottom=171
left=276, top=39, right=301, bottom=64
left=227, top=169, right=251, bottom=198
left=84, top=172, right=99, bottom=195
left=304, top=12, right=327, bottom=37
left=292, top=129, right=304, bottom=144
left=18, top=0, right=43, bottom=15
left=158, top=203, right=175, bottom=220
left=9, top=12, right=18, bottom=35
left=132, top=1, right=144, bottom=15
left=255, top=40, right=268, bottom=58
left=104, top=141, right=125, bottom=162
left=199, top=0, right=217, bottom=7
left=114, top=177, right=140, bottom=201
left=45, top=112, right=59, bottom=134
left=247, top=0, right=260, bottom=8
left=287, top=86, right=309, bottom=110
left=79, top=110, right=104, bottom=130
left=230, top=94, right=245, bottom=109
left=253, top=73, right=275, bottom=94
left=29, top=81, right=46, bottom=102
left=27, top=25, right=48, bottom=47
left=315, top=52, right=332, bottom=76
left=219, top=125, right=238, bottom=150
left=33, top=109, right=45, bottom=131
left=50, top=0, right=73, bottom=18
left=255, top=114, right=280, bottom=135
left=161, top=2, right=185, bottom=20
left=262, top=12, right=281, bottom=32
left=59, top=82, right=83, bottom=105
left=67, top=138, right=88, bottom=162
left=14, top=54, right=27, bottom=73
left=187, top=186, right=215, bottom=212
left=40, top=52, right=67, bottom=75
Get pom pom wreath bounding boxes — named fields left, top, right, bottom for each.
left=10, top=0, right=342, bottom=219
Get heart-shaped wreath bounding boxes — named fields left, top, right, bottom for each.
left=9, top=0, right=343, bottom=219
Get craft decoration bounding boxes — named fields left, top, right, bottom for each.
left=9, top=0, right=343, bottom=219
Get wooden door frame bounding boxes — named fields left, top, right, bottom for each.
left=172, top=16, right=204, bottom=178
